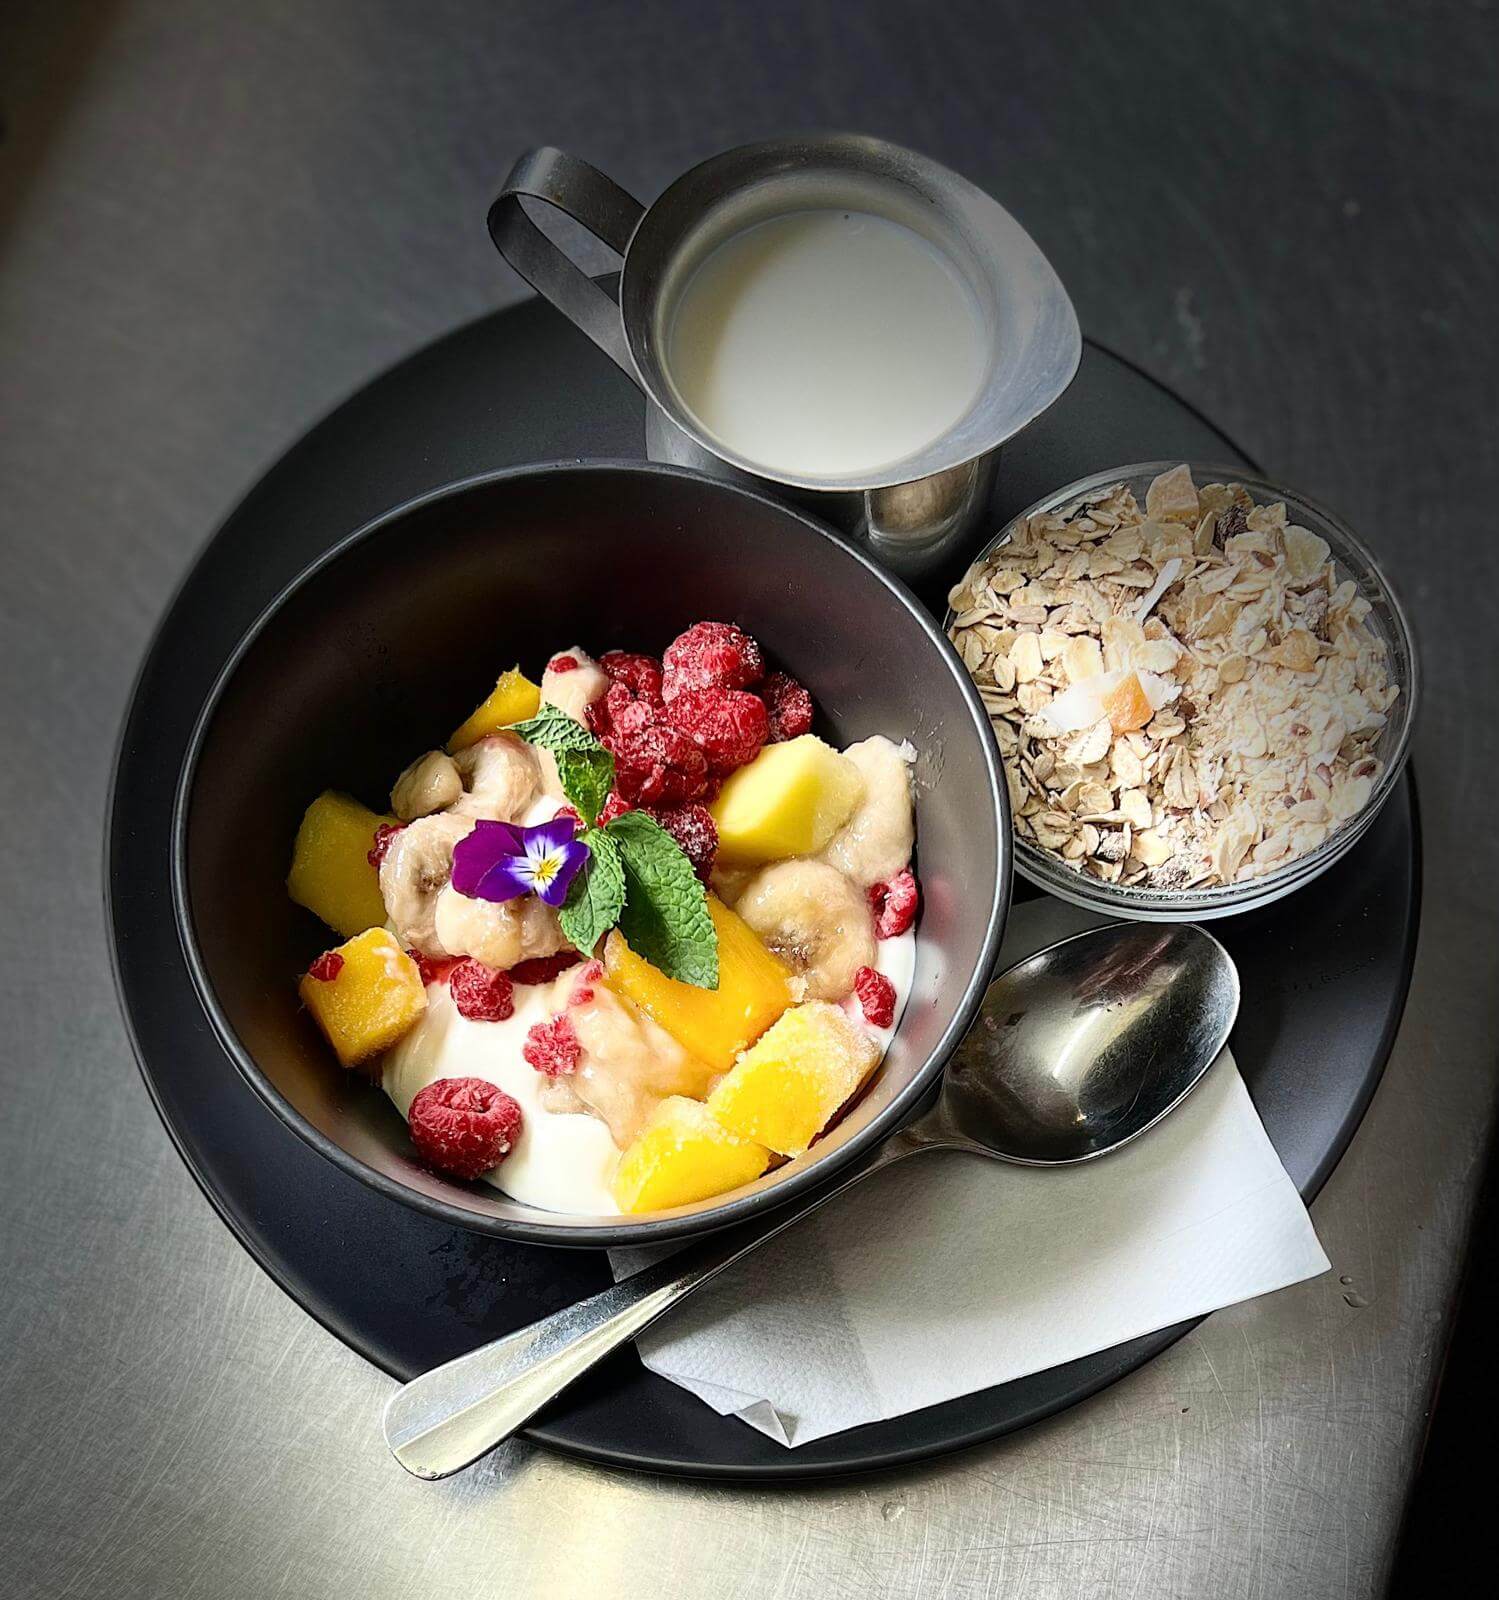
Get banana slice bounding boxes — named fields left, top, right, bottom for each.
left=735, top=859, right=874, bottom=1003
left=816, top=736, right=914, bottom=889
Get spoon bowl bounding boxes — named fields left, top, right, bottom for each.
left=384, top=921, right=1239, bottom=1479
left=940, top=923, right=1239, bottom=1165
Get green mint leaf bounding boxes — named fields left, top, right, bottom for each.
left=511, top=704, right=605, bottom=756
left=511, top=705, right=615, bottom=824
left=605, top=810, right=719, bottom=989
left=556, top=747, right=615, bottom=826
left=559, top=827, right=625, bottom=958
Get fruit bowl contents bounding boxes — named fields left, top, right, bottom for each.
left=286, top=622, right=920, bottom=1216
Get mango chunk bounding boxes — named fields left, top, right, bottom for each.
left=707, top=1000, right=880, bottom=1156
left=1103, top=670, right=1153, bottom=735
left=603, top=896, right=793, bottom=1073
left=448, top=667, right=542, bottom=752
left=709, top=735, right=865, bottom=863
left=287, top=790, right=395, bottom=938
left=611, top=1095, right=771, bottom=1214
left=298, top=928, right=427, bottom=1069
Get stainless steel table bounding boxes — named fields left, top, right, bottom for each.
left=3, top=2, right=1496, bottom=1595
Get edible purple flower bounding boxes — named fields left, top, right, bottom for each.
left=451, top=816, right=590, bottom=909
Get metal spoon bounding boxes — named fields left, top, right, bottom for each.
left=384, top=921, right=1238, bottom=1479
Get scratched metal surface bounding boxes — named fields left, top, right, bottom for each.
left=2, top=2, right=1496, bottom=1595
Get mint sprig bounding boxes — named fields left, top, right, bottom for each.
left=606, top=810, right=718, bottom=990
left=512, top=705, right=615, bottom=826
left=559, top=826, right=625, bottom=957
left=516, top=702, right=718, bottom=986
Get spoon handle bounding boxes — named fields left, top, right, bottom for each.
left=383, top=1133, right=921, bottom=1479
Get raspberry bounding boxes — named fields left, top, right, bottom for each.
left=760, top=671, right=814, bottom=741
left=448, top=959, right=515, bottom=1022
left=548, top=653, right=579, bottom=674
left=599, top=650, right=664, bottom=702
left=650, top=803, right=718, bottom=881
left=853, top=966, right=897, bottom=1029
left=664, top=687, right=768, bottom=773
left=408, top=1077, right=523, bottom=1179
left=409, top=949, right=458, bottom=987
left=610, top=719, right=709, bottom=807
left=367, top=822, right=405, bottom=869
left=869, top=868, right=919, bottom=939
left=662, top=621, right=764, bottom=699
left=508, top=951, right=583, bottom=985
left=590, top=678, right=659, bottom=742
left=307, top=950, right=344, bottom=983
left=553, top=805, right=583, bottom=827
left=523, top=1014, right=582, bottom=1076
left=567, top=959, right=605, bottom=1006
left=598, top=790, right=634, bottom=825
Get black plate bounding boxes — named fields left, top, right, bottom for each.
left=108, top=299, right=1420, bottom=1479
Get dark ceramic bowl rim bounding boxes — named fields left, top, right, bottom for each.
left=170, top=460, right=1011, bottom=1248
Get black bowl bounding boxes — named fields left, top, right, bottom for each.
left=174, top=462, right=1010, bottom=1246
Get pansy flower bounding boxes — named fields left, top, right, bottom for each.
left=451, top=815, right=590, bottom=909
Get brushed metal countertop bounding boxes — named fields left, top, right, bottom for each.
left=3, top=2, right=1496, bottom=1595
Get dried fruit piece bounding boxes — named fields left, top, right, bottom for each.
left=298, top=928, right=427, bottom=1069
left=602, top=896, right=793, bottom=1073
left=663, top=686, right=769, bottom=773
left=868, top=867, right=919, bottom=938
left=853, top=965, right=897, bottom=1028
left=709, top=735, right=865, bottom=862
left=662, top=621, right=764, bottom=698
left=611, top=1095, right=771, bottom=1214
left=448, top=959, right=516, bottom=1022
left=1102, top=670, right=1154, bottom=734
left=288, top=791, right=398, bottom=939
left=408, top=1077, right=523, bottom=1180
left=760, top=671, right=814, bottom=741
left=448, top=667, right=542, bottom=752
left=706, top=1001, right=881, bottom=1156
left=522, top=1013, right=581, bottom=1076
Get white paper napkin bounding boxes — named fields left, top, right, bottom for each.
left=609, top=897, right=1330, bottom=1448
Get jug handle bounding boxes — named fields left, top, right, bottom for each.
left=488, top=148, right=644, bottom=381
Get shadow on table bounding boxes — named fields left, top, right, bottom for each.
left=1389, top=1148, right=1499, bottom=1592
left=0, top=0, right=124, bottom=250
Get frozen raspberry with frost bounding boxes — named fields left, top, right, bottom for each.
left=307, top=950, right=344, bottom=983
left=600, top=650, right=664, bottom=702
left=553, top=805, right=583, bottom=827
left=508, top=951, right=583, bottom=986
left=408, top=949, right=458, bottom=987
left=662, top=621, right=764, bottom=699
left=869, top=868, right=919, bottom=939
left=663, top=687, right=768, bottom=773
left=610, top=720, right=709, bottom=807
left=449, top=959, right=515, bottom=1022
left=650, top=803, right=718, bottom=881
left=523, top=1014, right=582, bottom=1076
left=548, top=653, right=580, bottom=674
left=598, top=790, right=634, bottom=825
left=408, top=1077, right=523, bottom=1179
left=853, top=966, right=897, bottom=1029
left=760, top=671, right=814, bottom=741
left=590, top=679, right=658, bottom=742
left=367, top=822, right=405, bottom=869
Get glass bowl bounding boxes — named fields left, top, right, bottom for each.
left=945, top=462, right=1417, bottom=921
